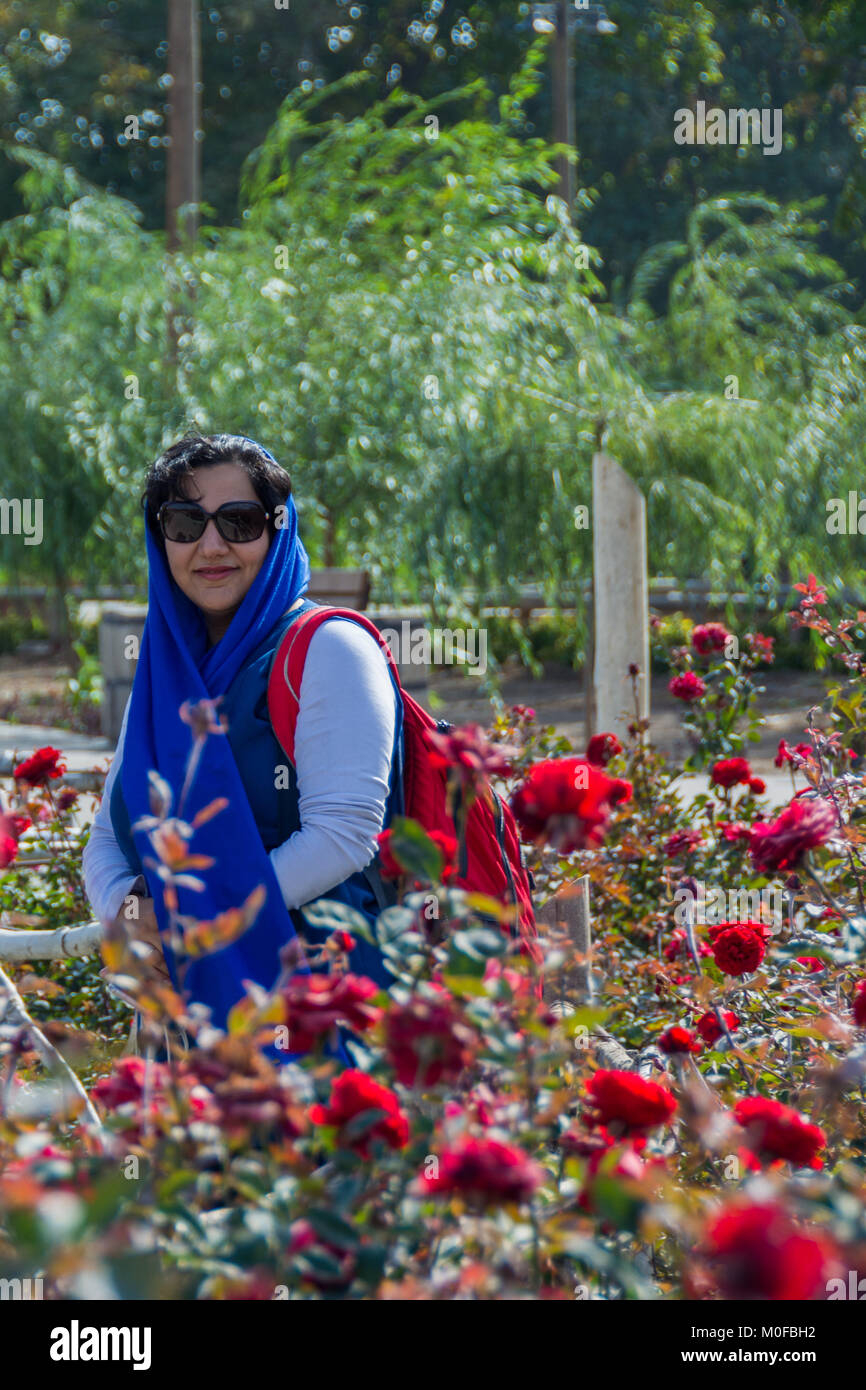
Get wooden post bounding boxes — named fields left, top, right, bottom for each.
left=591, top=451, right=649, bottom=743
left=165, top=0, right=200, bottom=367
left=166, top=0, right=201, bottom=253
left=552, top=0, right=576, bottom=207
left=98, top=602, right=146, bottom=741
left=536, top=873, right=593, bottom=999
left=536, top=875, right=634, bottom=1069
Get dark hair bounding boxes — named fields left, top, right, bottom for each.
left=141, top=433, right=293, bottom=549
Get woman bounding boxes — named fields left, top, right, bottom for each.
left=83, top=433, right=401, bottom=1036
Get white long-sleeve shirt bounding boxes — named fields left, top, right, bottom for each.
left=82, top=618, right=397, bottom=923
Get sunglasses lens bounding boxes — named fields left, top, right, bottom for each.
left=161, top=505, right=205, bottom=542
left=217, top=505, right=267, bottom=542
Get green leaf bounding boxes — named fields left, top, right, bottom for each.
left=157, top=1170, right=198, bottom=1203
left=306, top=1208, right=362, bottom=1252
left=375, top=905, right=417, bottom=942
left=451, top=927, right=506, bottom=960
left=300, top=898, right=374, bottom=942
left=385, top=816, right=445, bottom=882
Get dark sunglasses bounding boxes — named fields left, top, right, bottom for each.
left=158, top=500, right=270, bottom=544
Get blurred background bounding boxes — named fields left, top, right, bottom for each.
left=0, top=0, right=864, bottom=732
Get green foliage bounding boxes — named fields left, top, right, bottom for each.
left=0, top=612, right=44, bottom=654
left=66, top=639, right=104, bottom=716
left=2, top=24, right=866, bottom=604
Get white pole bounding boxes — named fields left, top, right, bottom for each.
left=591, top=451, right=650, bottom=743
left=0, top=919, right=104, bottom=962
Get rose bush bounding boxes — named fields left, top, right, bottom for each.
left=2, top=579, right=866, bottom=1300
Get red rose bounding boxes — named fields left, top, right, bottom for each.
left=695, top=1009, right=739, bottom=1046
left=748, top=777, right=766, bottom=795
left=510, top=758, right=632, bottom=854
left=572, top=1136, right=663, bottom=1213
left=280, top=973, right=382, bottom=1053
left=691, top=1201, right=839, bottom=1300
left=691, top=622, right=730, bottom=655
left=775, top=739, right=814, bottom=768
left=586, top=732, right=622, bottom=766
left=794, top=956, right=824, bottom=973
left=749, top=796, right=836, bottom=873
left=91, top=1055, right=191, bottom=1142
left=0, top=833, right=18, bottom=869
left=706, top=918, right=774, bottom=944
left=662, top=829, right=702, bottom=858
left=663, top=929, right=713, bottom=962
left=420, top=1136, right=544, bottom=1204
left=745, top=632, right=775, bottom=664
left=606, top=777, right=633, bottom=806
left=853, top=981, right=866, bottom=1028
left=710, top=757, right=753, bottom=789
left=734, top=1096, right=826, bottom=1170
left=384, top=992, right=477, bottom=1087
left=92, top=1055, right=168, bottom=1109
left=179, top=1056, right=304, bottom=1140
left=56, top=787, right=79, bottom=811
left=658, top=1025, right=702, bottom=1055
left=717, top=820, right=751, bottom=843
left=669, top=671, right=706, bottom=701
left=375, top=828, right=403, bottom=879
left=511, top=704, right=536, bottom=722
left=216, top=1083, right=303, bottom=1138
left=94, top=1056, right=218, bottom=1143
left=309, top=1069, right=409, bottom=1156
left=429, top=830, right=459, bottom=879
left=375, top=827, right=458, bottom=882
left=1, top=1143, right=87, bottom=1198
left=330, top=931, right=356, bottom=953
left=0, top=812, right=31, bottom=841
left=710, top=923, right=767, bottom=976
left=13, top=746, right=66, bottom=786
left=483, top=956, right=532, bottom=1002
left=585, top=1070, right=677, bottom=1134
left=287, top=1219, right=357, bottom=1290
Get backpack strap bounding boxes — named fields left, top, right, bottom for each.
left=267, top=604, right=405, bottom=766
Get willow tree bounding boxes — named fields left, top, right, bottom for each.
left=175, top=50, right=637, bottom=605
left=0, top=149, right=170, bottom=638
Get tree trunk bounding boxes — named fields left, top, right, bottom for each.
left=165, top=0, right=201, bottom=368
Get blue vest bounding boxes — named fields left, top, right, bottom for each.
left=109, top=600, right=403, bottom=990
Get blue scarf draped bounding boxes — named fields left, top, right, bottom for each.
left=121, top=484, right=311, bottom=1031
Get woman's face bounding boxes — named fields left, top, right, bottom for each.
left=164, top=463, right=271, bottom=633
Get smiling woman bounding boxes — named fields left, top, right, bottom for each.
left=156, top=464, right=275, bottom=643
left=81, top=433, right=401, bottom=1044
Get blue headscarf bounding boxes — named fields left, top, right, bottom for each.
left=121, top=461, right=311, bottom=1030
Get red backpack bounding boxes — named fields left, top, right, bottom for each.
left=266, top=605, right=538, bottom=960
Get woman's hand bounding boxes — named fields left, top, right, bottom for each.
left=117, top=896, right=171, bottom=992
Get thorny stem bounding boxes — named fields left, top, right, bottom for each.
left=803, top=862, right=849, bottom=924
